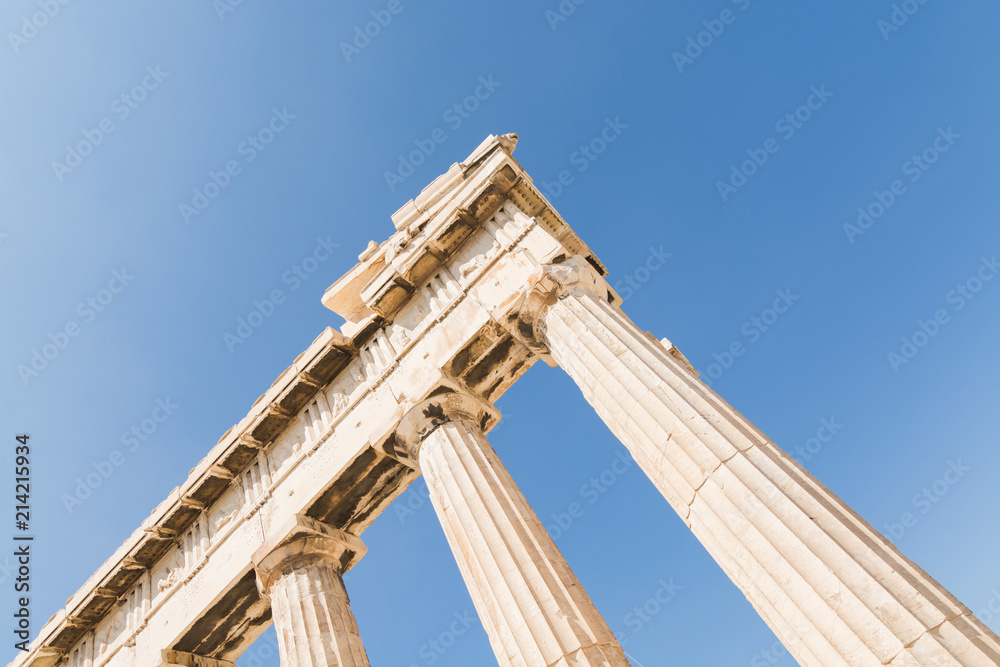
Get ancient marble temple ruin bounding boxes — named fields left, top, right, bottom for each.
left=12, top=135, right=1000, bottom=667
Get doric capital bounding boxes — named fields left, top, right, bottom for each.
left=392, top=388, right=501, bottom=466
left=252, top=515, right=366, bottom=595
left=496, top=255, right=609, bottom=358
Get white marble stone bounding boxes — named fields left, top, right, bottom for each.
left=512, top=255, right=1000, bottom=667
left=395, top=391, right=630, bottom=667
left=15, top=134, right=998, bottom=667
left=253, top=516, right=370, bottom=667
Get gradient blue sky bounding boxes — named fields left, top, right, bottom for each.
left=2, top=2, right=999, bottom=665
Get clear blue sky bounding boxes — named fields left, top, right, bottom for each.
left=2, top=2, right=999, bottom=665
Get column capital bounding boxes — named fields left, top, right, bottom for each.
left=392, top=387, right=500, bottom=466
left=497, top=255, right=609, bottom=358
left=252, top=515, right=366, bottom=595
left=159, top=650, right=237, bottom=667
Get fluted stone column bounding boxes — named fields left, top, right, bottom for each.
left=505, top=255, right=1000, bottom=667
left=393, top=390, right=630, bottom=667
left=253, top=516, right=370, bottom=667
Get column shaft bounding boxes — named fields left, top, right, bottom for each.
left=254, top=519, right=370, bottom=667
left=537, top=285, right=1000, bottom=666
left=414, top=412, right=630, bottom=667
left=268, top=558, right=369, bottom=667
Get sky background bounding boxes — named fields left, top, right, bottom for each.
left=2, top=1, right=999, bottom=665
